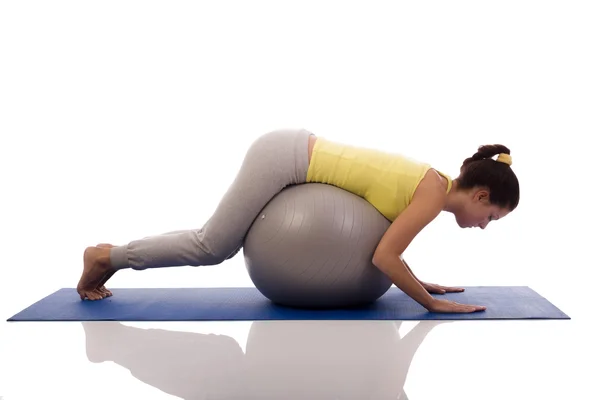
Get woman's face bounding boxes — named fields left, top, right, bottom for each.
left=455, top=190, right=510, bottom=229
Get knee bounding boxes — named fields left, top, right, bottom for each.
left=191, top=252, right=226, bottom=266
left=190, top=246, right=239, bottom=267
left=191, top=228, right=242, bottom=266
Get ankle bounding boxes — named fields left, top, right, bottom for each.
left=95, top=247, right=112, bottom=264
left=106, top=245, right=129, bottom=270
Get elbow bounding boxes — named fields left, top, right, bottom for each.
left=371, top=251, right=391, bottom=269
left=372, top=248, right=383, bottom=268
left=371, top=255, right=380, bottom=268
left=372, top=249, right=397, bottom=270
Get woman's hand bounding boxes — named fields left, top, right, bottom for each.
left=420, top=281, right=465, bottom=294
left=426, top=298, right=486, bottom=313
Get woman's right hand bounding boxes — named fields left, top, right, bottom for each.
left=426, top=298, right=487, bottom=313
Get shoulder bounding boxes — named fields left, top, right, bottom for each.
left=417, top=168, right=450, bottom=199
left=374, top=169, right=446, bottom=258
left=402, top=168, right=447, bottom=224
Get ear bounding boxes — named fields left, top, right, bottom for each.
left=475, top=189, right=490, bottom=203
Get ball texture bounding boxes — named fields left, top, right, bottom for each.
left=243, top=183, right=393, bottom=308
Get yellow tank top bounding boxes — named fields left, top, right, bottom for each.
left=305, top=138, right=453, bottom=221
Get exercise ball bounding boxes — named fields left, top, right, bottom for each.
left=243, top=183, right=393, bottom=308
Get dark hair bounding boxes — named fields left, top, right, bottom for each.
left=456, top=144, right=520, bottom=211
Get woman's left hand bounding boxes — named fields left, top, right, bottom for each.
left=420, top=281, right=465, bottom=294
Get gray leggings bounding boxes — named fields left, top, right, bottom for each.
left=110, top=128, right=314, bottom=270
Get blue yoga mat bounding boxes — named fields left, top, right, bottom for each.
left=7, top=286, right=569, bottom=321
left=8, top=286, right=570, bottom=321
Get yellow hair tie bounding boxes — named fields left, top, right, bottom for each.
left=497, top=153, right=512, bottom=166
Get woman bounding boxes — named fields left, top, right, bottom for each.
left=76, top=128, right=519, bottom=314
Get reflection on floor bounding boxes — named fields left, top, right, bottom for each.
left=83, top=320, right=450, bottom=399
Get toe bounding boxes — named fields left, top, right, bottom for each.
left=99, top=286, right=113, bottom=296
left=90, top=291, right=103, bottom=300
left=79, top=289, right=105, bottom=301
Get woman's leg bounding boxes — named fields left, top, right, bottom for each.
left=76, top=128, right=314, bottom=300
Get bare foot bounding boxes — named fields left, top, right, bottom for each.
left=77, top=246, right=115, bottom=300
left=95, top=244, right=117, bottom=297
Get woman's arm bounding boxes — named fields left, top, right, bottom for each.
left=403, top=255, right=466, bottom=294
left=372, top=170, right=445, bottom=309
left=401, top=256, right=421, bottom=283
left=373, top=170, right=485, bottom=313
left=373, top=252, right=435, bottom=309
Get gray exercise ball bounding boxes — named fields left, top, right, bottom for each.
left=243, top=183, right=393, bottom=308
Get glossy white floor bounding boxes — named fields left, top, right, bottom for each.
left=0, top=316, right=595, bottom=400
left=2, top=1, right=598, bottom=399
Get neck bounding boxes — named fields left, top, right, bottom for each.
left=443, top=179, right=462, bottom=214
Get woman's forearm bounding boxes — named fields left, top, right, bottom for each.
left=373, top=254, right=434, bottom=309
left=401, top=256, right=422, bottom=283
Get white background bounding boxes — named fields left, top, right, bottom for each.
left=1, top=1, right=598, bottom=399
